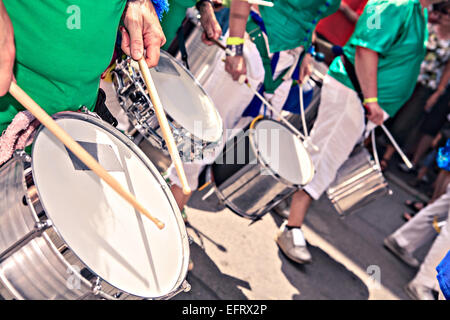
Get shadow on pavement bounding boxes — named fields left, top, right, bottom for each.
left=173, top=243, right=250, bottom=300
left=187, top=185, right=227, bottom=213
left=270, top=212, right=370, bottom=300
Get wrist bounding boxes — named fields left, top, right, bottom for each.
left=363, top=97, right=378, bottom=105
left=226, top=44, right=243, bottom=56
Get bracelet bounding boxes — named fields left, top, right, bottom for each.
left=363, top=97, right=378, bottom=105
left=226, top=37, right=245, bottom=46
left=195, top=0, right=213, bottom=11
left=226, top=44, right=244, bottom=56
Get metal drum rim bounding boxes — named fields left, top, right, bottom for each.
left=158, top=50, right=224, bottom=144
left=30, top=111, right=190, bottom=299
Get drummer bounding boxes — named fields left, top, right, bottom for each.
left=0, top=0, right=167, bottom=137
left=275, top=0, right=439, bottom=265
left=166, top=1, right=340, bottom=218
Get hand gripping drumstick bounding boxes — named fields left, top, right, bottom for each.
left=137, top=58, right=192, bottom=195
left=8, top=82, right=165, bottom=230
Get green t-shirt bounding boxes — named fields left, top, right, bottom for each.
left=0, top=0, right=127, bottom=133
left=328, top=0, right=428, bottom=117
left=161, top=0, right=196, bottom=51
left=259, top=0, right=340, bottom=53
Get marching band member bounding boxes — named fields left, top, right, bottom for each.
left=167, top=0, right=341, bottom=219
left=0, top=0, right=167, bottom=136
left=276, top=0, right=444, bottom=265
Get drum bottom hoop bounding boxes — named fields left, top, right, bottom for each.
left=210, top=163, right=297, bottom=220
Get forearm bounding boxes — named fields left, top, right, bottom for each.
left=355, top=46, right=378, bottom=100
left=229, top=0, right=250, bottom=38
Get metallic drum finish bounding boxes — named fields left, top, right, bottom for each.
left=0, top=113, right=190, bottom=300
left=210, top=121, right=300, bottom=220
left=327, top=145, right=392, bottom=216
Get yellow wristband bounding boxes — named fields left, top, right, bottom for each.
left=226, top=37, right=245, bottom=45
left=363, top=97, right=378, bottom=105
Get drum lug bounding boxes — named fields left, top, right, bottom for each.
left=182, top=280, right=191, bottom=293
left=0, top=219, right=53, bottom=263
left=91, top=277, right=102, bottom=296
left=14, top=150, right=31, bottom=163
left=188, top=235, right=194, bottom=245
left=80, top=106, right=102, bottom=120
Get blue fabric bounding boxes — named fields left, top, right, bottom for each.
left=436, top=250, right=450, bottom=300
left=151, top=0, right=170, bottom=20
left=436, top=139, right=450, bottom=172
left=282, top=84, right=314, bottom=114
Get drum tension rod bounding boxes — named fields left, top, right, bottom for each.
left=0, top=220, right=53, bottom=263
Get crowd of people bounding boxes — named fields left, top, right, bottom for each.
left=0, top=0, right=449, bottom=300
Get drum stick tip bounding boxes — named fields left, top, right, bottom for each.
left=156, top=221, right=165, bottom=229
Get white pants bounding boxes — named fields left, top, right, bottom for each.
left=303, top=75, right=369, bottom=200
left=168, top=35, right=303, bottom=190
left=392, top=184, right=450, bottom=291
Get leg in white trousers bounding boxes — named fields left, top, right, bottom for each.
left=392, top=184, right=450, bottom=291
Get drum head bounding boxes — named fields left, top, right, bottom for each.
left=131, top=51, right=222, bottom=143
left=251, top=119, right=314, bottom=186
left=31, top=113, right=189, bottom=298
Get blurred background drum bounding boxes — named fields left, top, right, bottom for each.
left=208, top=117, right=315, bottom=220
left=111, top=50, right=223, bottom=162
left=0, top=112, right=190, bottom=300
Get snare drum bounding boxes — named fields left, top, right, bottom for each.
left=111, top=50, right=223, bottom=162
left=209, top=117, right=315, bottom=220
left=326, top=144, right=392, bottom=216
left=0, top=112, right=190, bottom=300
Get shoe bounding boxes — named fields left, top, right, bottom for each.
left=276, top=222, right=312, bottom=264
left=398, top=163, right=416, bottom=174
left=405, top=281, right=435, bottom=300
left=383, top=236, right=420, bottom=268
left=273, top=199, right=291, bottom=219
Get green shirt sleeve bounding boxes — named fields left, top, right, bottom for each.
left=348, top=0, right=408, bottom=54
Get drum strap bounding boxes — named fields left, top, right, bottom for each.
left=176, top=25, right=190, bottom=70
left=246, top=13, right=291, bottom=94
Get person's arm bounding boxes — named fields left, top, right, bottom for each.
left=224, top=0, right=251, bottom=81
left=197, top=0, right=222, bottom=45
left=120, top=0, right=166, bottom=68
left=354, top=46, right=385, bottom=125
left=339, top=2, right=360, bottom=23
left=0, top=0, right=15, bottom=96
left=425, top=59, right=450, bottom=112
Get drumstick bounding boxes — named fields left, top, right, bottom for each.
left=8, top=82, right=165, bottom=230
left=137, top=58, right=192, bottom=195
left=243, top=79, right=319, bottom=152
left=241, top=0, right=274, bottom=7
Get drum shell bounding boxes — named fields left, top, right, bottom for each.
left=326, top=145, right=391, bottom=215
left=210, top=123, right=297, bottom=220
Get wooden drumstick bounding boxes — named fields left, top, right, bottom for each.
left=137, top=58, right=192, bottom=195
left=8, top=82, right=165, bottom=230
